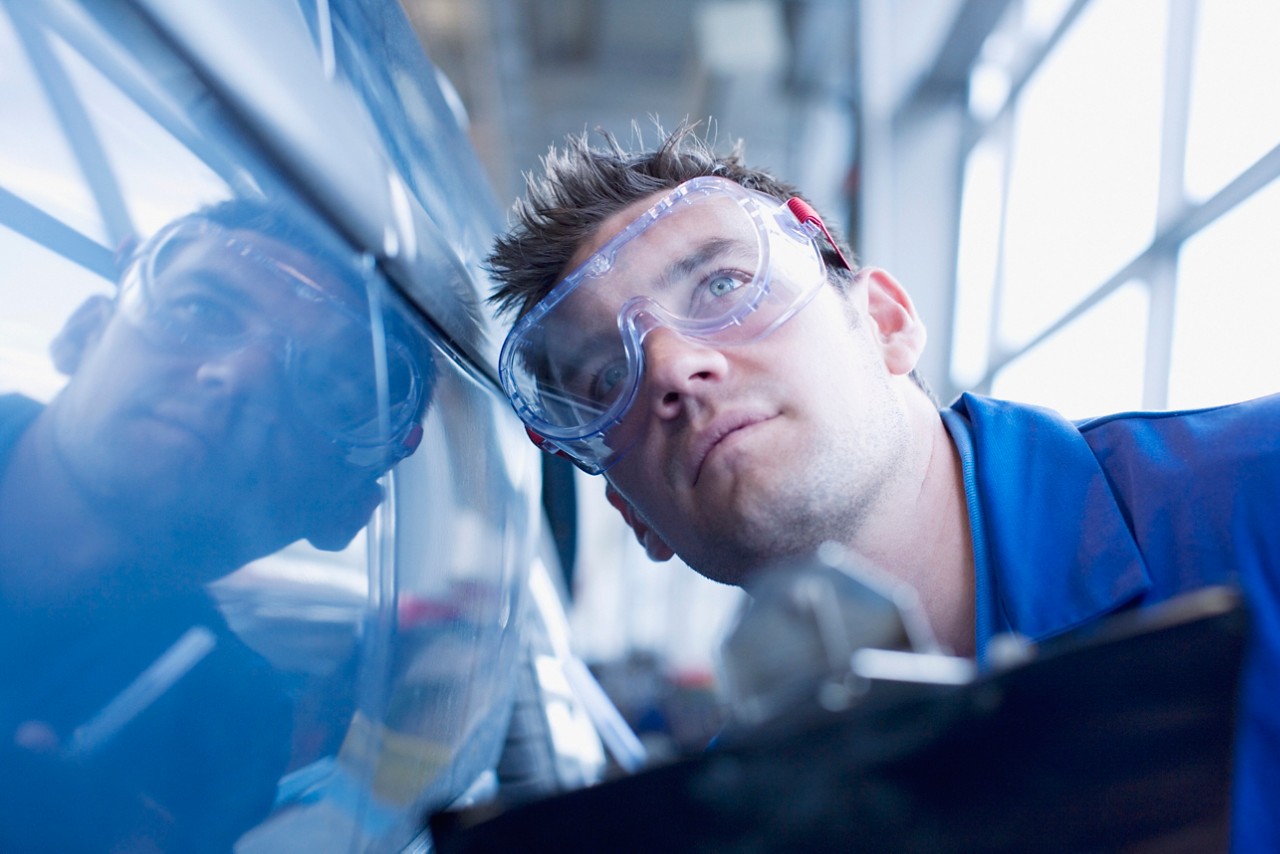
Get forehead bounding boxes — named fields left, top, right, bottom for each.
left=159, top=228, right=366, bottom=326
left=567, top=186, right=760, bottom=275
left=568, top=189, right=670, bottom=270
left=573, top=188, right=757, bottom=261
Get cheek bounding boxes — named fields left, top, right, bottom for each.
left=761, top=288, right=860, bottom=351
left=55, top=360, right=162, bottom=448
left=805, top=307, right=878, bottom=377
left=69, top=339, right=150, bottom=402
left=605, top=460, right=677, bottom=533
left=247, top=447, right=354, bottom=525
left=269, top=425, right=343, bottom=479
left=603, top=459, right=651, bottom=511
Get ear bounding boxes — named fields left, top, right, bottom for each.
left=50, top=294, right=114, bottom=375
left=604, top=482, right=675, bottom=562
left=306, top=479, right=385, bottom=551
left=861, top=268, right=927, bottom=377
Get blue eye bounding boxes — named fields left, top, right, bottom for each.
left=591, top=361, right=627, bottom=404
left=706, top=273, right=744, bottom=297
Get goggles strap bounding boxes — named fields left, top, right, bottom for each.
left=525, top=426, right=600, bottom=474
left=526, top=426, right=569, bottom=459
left=403, top=422, right=424, bottom=455
left=786, top=197, right=854, bottom=272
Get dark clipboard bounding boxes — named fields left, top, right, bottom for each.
left=430, top=586, right=1247, bottom=853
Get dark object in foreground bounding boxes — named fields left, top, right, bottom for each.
left=431, top=587, right=1246, bottom=853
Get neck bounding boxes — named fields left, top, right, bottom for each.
left=847, top=390, right=976, bottom=657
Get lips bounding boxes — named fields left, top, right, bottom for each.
left=142, top=410, right=218, bottom=451
left=138, top=399, right=237, bottom=453
left=688, top=412, right=774, bottom=486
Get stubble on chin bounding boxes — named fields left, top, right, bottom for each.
left=684, top=407, right=909, bottom=587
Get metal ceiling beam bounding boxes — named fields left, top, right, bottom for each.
left=902, top=0, right=1016, bottom=106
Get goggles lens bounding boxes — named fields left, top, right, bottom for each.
left=500, top=176, right=828, bottom=474
left=120, top=219, right=426, bottom=465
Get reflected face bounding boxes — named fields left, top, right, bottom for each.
left=50, top=224, right=424, bottom=565
left=590, top=194, right=913, bottom=585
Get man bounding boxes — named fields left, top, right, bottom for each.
left=487, top=126, right=1279, bottom=848
left=0, top=199, right=433, bottom=851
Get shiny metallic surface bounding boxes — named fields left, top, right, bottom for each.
left=0, top=1, right=598, bottom=850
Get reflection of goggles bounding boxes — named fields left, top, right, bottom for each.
left=500, top=176, right=850, bottom=474
left=119, top=218, right=426, bottom=469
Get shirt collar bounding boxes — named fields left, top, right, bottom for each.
left=943, top=393, right=1151, bottom=663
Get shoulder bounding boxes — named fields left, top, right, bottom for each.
left=1075, top=393, right=1280, bottom=474
left=950, top=391, right=1280, bottom=466
left=0, top=393, right=42, bottom=448
left=1075, top=391, right=1280, bottom=434
left=0, top=392, right=42, bottom=415
left=948, top=391, right=1280, bottom=518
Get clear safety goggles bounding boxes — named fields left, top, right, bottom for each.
left=499, top=175, right=850, bottom=474
left=119, top=218, right=427, bottom=469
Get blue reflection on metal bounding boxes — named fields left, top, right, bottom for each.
left=0, top=0, right=545, bottom=851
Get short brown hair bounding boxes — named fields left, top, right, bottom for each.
left=486, top=122, right=855, bottom=320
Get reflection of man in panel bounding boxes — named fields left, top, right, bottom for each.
left=0, top=200, right=432, bottom=851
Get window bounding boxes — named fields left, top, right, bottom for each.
left=1170, top=177, right=1280, bottom=409
left=998, top=0, right=1165, bottom=351
left=1184, top=0, right=1280, bottom=202
left=991, top=279, right=1149, bottom=418
left=946, top=0, right=1280, bottom=417
left=951, top=127, right=1006, bottom=388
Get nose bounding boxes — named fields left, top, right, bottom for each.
left=641, top=327, right=729, bottom=420
left=193, top=340, right=282, bottom=398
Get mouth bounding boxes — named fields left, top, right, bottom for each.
left=689, top=413, right=775, bottom=486
left=140, top=406, right=222, bottom=452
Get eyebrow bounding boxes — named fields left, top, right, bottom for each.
left=656, top=237, right=741, bottom=292
left=157, top=268, right=256, bottom=306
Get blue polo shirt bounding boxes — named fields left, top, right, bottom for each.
left=942, top=392, right=1280, bottom=851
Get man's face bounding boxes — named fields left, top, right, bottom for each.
left=50, top=226, right=406, bottom=567
left=504, top=176, right=832, bottom=474
left=582, top=192, right=919, bottom=586
left=534, top=193, right=772, bottom=452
